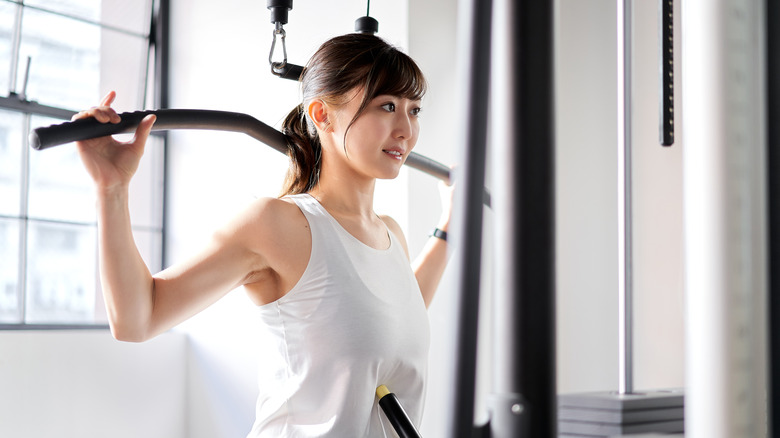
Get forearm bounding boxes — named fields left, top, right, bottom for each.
left=96, top=185, right=155, bottom=341
left=412, top=218, right=450, bottom=308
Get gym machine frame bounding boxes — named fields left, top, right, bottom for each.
left=447, top=0, right=556, bottom=436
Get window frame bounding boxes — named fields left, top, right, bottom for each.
left=0, top=0, right=169, bottom=329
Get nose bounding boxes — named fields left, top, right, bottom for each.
left=393, top=112, right=414, bottom=140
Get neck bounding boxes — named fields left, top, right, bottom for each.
left=309, top=170, right=376, bottom=219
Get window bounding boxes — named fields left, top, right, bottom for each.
left=0, top=0, right=164, bottom=326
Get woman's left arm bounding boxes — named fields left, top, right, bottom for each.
left=384, top=182, right=453, bottom=308
left=411, top=182, right=452, bottom=308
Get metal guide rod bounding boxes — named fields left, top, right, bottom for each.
left=617, top=0, right=634, bottom=396
left=8, top=2, right=23, bottom=95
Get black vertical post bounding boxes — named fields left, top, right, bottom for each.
left=490, top=0, right=556, bottom=436
left=447, top=0, right=492, bottom=436
left=154, top=0, right=170, bottom=111
left=767, top=0, right=779, bottom=435
left=153, top=0, right=171, bottom=268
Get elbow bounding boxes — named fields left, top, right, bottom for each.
left=109, top=320, right=152, bottom=343
left=105, top=281, right=157, bottom=343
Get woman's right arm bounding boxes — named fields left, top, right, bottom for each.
left=97, top=188, right=276, bottom=342
left=75, top=91, right=160, bottom=341
left=76, top=93, right=275, bottom=342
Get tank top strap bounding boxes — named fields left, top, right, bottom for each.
left=285, top=193, right=396, bottom=254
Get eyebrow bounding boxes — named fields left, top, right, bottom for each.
left=373, top=94, right=422, bottom=103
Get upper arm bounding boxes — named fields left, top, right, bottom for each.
left=144, top=197, right=298, bottom=337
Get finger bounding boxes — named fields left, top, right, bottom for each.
left=129, top=114, right=157, bottom=146
left=71, top=110, right=88, bottom=121
left=100, top=91, right=116, bottom=107
left=93, top=105, right=122, bottom=123
left=91, top=108, right=109, bottom=123
left=107, top=108, right=121, bottom=124
left=71, top=106, right=120, bottom=124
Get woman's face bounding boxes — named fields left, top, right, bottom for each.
left=324, top=87, right=422, bottom=181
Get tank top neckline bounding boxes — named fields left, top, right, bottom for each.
left=298, top=193, right=394, bottom=253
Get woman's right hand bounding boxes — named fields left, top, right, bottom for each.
left=74, top=91, right=156, bottom=192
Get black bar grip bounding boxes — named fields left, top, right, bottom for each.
left=29, top=109, right=289, bottom=154
left=376, top=385, right=422, bottom=438
left=28, top=108, right=453, bottom=185
left=659, top=0, right=674, bottom=146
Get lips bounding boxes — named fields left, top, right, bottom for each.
left=382, top=148, right=405, bottom=160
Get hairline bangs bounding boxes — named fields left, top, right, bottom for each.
left=365, top=50, right=427, bottom=102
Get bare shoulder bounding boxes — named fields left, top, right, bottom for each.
left=209, top=196, right=309, bottom=266
left=209, top=196, right=310, bottom=305
left=379, top=214, right=410, bottom=259
left=379, top=215, right=404, bottom=238
left=228, top=198, right=308, bottom=246
left=248, top=196, right=306, bottom=226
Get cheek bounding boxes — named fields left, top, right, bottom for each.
left=348, top=119, right=385, bottom=142
left=411, top=122, right=421, bottom=143
left=341, top=126, right=377, bottom=155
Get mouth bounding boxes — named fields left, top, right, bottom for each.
left=383, top=149, right=404, bottom=160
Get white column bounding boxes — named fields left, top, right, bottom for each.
left=682, top=1, right=768, bottom=437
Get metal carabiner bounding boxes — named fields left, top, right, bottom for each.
left=268, top=25, right=288, bottom=70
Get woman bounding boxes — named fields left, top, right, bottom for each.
left=74, top=33, right=451, bottom=436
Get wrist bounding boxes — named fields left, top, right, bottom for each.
left=435, top=217, right=449, bottom=233
left=96, top=183, right=130, bottom=201
left=429, top=227, right=448, bottom=242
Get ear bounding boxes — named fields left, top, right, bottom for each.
left=307, top=100, right=331, bottom=132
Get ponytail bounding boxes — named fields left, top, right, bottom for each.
left=280, top=103, right=322, bottom=196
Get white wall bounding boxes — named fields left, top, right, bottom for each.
left=0, top=330, right=187, bottom=438
left=555, top=0, right=620, bottom=393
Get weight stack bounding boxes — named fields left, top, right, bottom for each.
left=558, top=389, right=684, bottom=437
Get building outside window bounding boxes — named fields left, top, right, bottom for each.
left=0, top=0, right=164, bottom=326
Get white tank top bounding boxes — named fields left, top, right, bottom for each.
left=247, top=193, right=430, bottom=437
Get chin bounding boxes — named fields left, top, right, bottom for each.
left=376, top=169, right=402, bottom=180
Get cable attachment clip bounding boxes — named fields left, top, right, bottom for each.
left=269, top=23, right=288, bottom=72
left=266, top=0, right=303, bottom=81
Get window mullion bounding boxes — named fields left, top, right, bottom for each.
left=8, top=1, right=23, bottom=95
left=18, top=112, right=30, bottom=323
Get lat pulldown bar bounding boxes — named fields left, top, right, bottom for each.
left=27, top=109, right=452, bottom=184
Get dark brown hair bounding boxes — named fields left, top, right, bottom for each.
left=280, top=33, right=427, bottom=196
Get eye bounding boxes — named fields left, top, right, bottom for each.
left=410, top=107, right=422, bottom=117
left=381, top=102, right=396, bottom=112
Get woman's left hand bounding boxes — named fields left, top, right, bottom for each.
left=436, top=180, right=454, bottom=231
